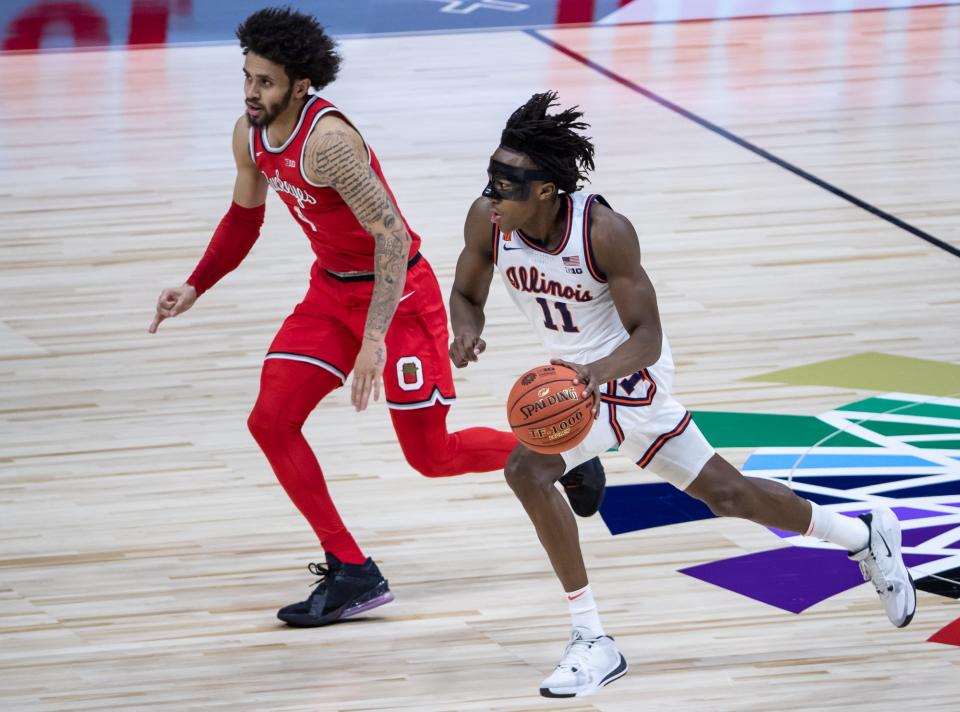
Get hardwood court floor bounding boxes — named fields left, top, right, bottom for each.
left=1, top=6, right=958, bottom=711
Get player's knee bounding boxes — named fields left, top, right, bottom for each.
left=246, top=407, right=272, bottom=445
left=686, top=456, right=754, bottom=518
left=699, top=478, right=752, bottom=518
left=504, top=448, right=555, bottom=499
left=405, top=451, right=450, bottom=478
left=395, top=429, right=453, bottom=477
left=247, top=405, right=297, bottom=447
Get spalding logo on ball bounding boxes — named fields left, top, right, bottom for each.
left=507, top=364, right=596, bottom=454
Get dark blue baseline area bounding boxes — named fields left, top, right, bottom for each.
left=0, top=0, right=624, bottom=51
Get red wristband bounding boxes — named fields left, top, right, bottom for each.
left=186, top=202, right=265, bottom=296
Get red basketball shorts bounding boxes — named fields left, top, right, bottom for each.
left=266, top=254, right=456, bottom=409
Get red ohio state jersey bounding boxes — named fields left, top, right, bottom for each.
left=250, top=95, right=422, bottom=273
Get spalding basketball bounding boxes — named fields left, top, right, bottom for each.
left=507, top=364, right=595, bottom=454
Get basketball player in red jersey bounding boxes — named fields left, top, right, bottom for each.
left=147, top=9, right=603, bottom=627
left=451, top=93, right=915, bottom=697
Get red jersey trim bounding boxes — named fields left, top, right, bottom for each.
left=608, top=399, right=626, bottom=446
left=582, top=194, right=608, bottom=283
left=637, top=411, right=692, bottom=469
left=599, top=370, right=657, bottom=407
left=515, top=193, right=573, bottom=255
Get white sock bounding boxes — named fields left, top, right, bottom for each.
left=566, top=584, right=605, bottom=638
left=805, top=501, right=870, bottom=552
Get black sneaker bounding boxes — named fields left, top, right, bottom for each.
left=277, top=553, right=394, bottom=627
left=559, top=457, right=606, bottom=517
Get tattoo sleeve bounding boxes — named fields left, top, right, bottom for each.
left=307, top=130, right=412, bottom=342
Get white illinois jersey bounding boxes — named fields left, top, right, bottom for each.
left=493, top=191, right=713, bottom=487
left=493, top=191, right=673, bottom=375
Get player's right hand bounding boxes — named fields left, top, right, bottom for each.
left=148, top=284, right=198, bottom=333
left=449, top=332, right=486, bottom=368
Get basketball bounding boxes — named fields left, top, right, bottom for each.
left=506, top=364, right=595, bottom=454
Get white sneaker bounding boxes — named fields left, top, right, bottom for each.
left=849, top=507, right=916, bottom=628
left=539, top=627, right=628, bottom=698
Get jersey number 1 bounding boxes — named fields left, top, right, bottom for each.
left=535, top=298, right=579, bottom=333
left=293, top=205, right=317, bottom=232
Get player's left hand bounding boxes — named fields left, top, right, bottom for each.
left=352, top=337, right=386, bottom=412
left=550, top=358, right=603, bottom=419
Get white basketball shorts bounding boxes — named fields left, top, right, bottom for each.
left=560, top=368, right=714, bottom=490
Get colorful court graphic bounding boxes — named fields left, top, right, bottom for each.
left=599, top=354, right=960, bottom=646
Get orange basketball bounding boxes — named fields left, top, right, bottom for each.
left=506, top=364, right=595, bottom=454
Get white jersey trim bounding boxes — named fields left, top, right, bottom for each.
left=386, top=386, right=456, bottom=411
left=297, top=106, right=372, bottom=188
left=259, top=94, right=320, bottom=154
left=264, top=351, right=345, bottom=382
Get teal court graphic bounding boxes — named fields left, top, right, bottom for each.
left=597, top=353, right=960, bottom=646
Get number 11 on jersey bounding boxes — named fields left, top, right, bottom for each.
left=535, top=297, right=579, bottom=333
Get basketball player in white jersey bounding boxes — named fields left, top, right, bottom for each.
left=449, top=92, right=916, bottom=698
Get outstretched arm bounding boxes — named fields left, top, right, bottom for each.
left=149, top=117, right=267, bottom=333
left=302, top=118, right=411, bottom=411
left=449, top=197, right=497, bottom=368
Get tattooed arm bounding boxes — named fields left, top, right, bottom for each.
left=303, top=116, right=412, bottom=411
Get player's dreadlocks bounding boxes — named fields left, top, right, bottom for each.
left=236, top=7, right=340, bottom=90
left=500, top=91, right=596, bottom=194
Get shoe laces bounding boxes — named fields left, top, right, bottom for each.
left=556, top=633, right=599, bottom=673
left=306, top=561, right=335, bottom=588
left=859, top=555, right=892, bottom=596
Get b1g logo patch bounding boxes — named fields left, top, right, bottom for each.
left=562, top=255, right=583, bottom=274
left=396, top=356, right=423, bottom=392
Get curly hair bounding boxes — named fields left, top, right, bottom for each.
left=236, top=7, right=340, bottom=89
left=500, top=91, right=596, bottom=194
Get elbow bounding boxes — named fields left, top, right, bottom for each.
left=376, top=223, right=412, bottom=252
left=399, top=232, right=414, bottom=261
left=650, top=326, right=663, bottom=359
left=629, top=324, right=662, bottom=364
left=374, top=230, right=414, bottom=274
left=647, top=327, right=663, bottom=364
left=449, top=287, right=469, bottom=316
left=451, top=286, right=483, bottom=312
left=450, top=284, right=468, bottom=303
